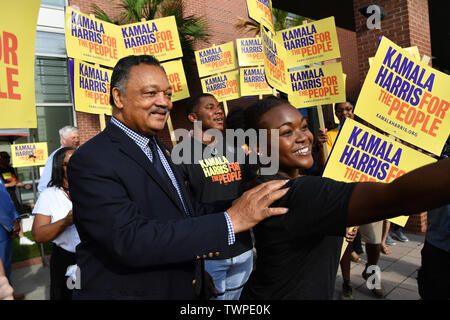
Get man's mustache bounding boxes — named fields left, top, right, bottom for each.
left=150, top=106, right=169, bottom=114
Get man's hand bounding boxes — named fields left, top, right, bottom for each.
left=9, top=219, right=20, bottom=239
left=227, top=180, right=289, bottom=234
left=0, top=260, right=14, bottom=300
left=0, top=277, right=14, bottom=300
left=345, top=226, right=359, bottom=243
left=204, top=271, right=218, bottom=299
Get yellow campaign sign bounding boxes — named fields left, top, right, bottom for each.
left=369, top=46, right=419, bottom=67
left=0, top=1, right=40, bottom=128
left=355, top=37, right=450, bottom=156
left=288, top=62, right=345, bottom=108
left=276, top=17, right=341, bottom=68
left=261, top=26, right=290, bottom=94
left=246, top=0, right=274, bottom=33
left=201, top=70, right=240, bottom=102
left=10, top=142, right=48, bottom=168
left=65, top=7, right=121, bottom=68
left=240, top=67, right=272, bottom=96
left=404, top=46, right=420, bottom=60
left=332, top=73, right=347, bottom=124
left=195, top=42, right=238, bottom=78
left=236, top=37, right=264, bottom=67
left=161, top=59, right=190, bottom=102
left=73, top=60, right=112, bottom=115
left=322, top=118, right=436, bottom=227
left=121, top=16, right=183, bottom=62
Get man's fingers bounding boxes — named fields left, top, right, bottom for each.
left=266, top=207, right=289, bottom=217
left=258, top=186, right=290, bottom=207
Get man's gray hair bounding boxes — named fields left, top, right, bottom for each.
left=59, top=126, right=79, bottom=138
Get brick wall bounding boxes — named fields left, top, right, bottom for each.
left=353, top=0, right=431, bottom=88
left=406, top=0, right=432, bottom=62
left=69, top=0, right=122, bottom=21
left=336, top=27, right=359, bottom=103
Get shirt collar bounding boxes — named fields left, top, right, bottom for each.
left=110, top=117, right=150, bottom=149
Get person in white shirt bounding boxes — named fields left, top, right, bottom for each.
left=32, top=147, right=79, bottom=300
left=37, top=126, right=80, bottom=193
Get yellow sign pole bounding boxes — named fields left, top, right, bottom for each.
left=299, top=20, right=329, bottom=158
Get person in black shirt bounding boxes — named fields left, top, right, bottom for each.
left=235, top=96, right=450, bottom=299
left=176, top=93, right=255, bottom=300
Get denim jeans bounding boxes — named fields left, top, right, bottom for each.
left=205, top=249, right=253, bottom=300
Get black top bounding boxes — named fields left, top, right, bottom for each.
left=177, top=137, right=256, bottom=259
left=240, top=174, right=356, bottom=300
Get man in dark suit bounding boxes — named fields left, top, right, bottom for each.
left=67, top=55, right=288, bottom=300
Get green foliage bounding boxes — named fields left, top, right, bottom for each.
left=91, top=0, right=210, bottom=77
left=12, top=232, right=53, bottom=263
left=234, top=8, right=307, bottom=36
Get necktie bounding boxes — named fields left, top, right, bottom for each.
left=148, top=137, right=190, bottom=216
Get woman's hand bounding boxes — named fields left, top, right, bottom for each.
left=316, top=128, right=328, bottom=147
left=64, top=210, right=74, bottom=227
left=345, top=226, right=359, bottom=243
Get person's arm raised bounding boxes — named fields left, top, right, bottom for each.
left=347, top=157, right=450, bottom=226
left=226, top=179, right=290, bottom=234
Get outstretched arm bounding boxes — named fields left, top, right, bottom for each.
left=347, top=157, right=450, bottom=226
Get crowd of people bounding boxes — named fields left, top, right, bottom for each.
left=1, top=54, right=449, bottom=301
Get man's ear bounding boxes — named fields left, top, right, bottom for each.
left=112, top=87, right=124, bottom=110
left=188, top=112, right=198, bottom=123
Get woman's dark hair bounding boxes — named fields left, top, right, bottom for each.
left=243, top=96, right=290, bottom=130
left=48, top=147, right=75, bottom=188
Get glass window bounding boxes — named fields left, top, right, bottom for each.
left=41, top=0, right=66, bottom=7
left=35, top=57, right=72, bottom=104
left=36, top=31, right=66, bottom=56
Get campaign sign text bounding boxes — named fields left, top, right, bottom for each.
left=288, top=62, right=345, bottom=108
left=275, top=17, right=341, bottom=68
left=201, top=70, right=240, bottom=102
left=355, top=37, right=450, bottom=156
left=323, top=118, right=436, bottom=226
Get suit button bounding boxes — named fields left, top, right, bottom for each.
left=192, top=279, right=197, bottom=285
left=202, top=255, right=207, bottom=259
left=215, top=252, right=220, bottom=256
left=195, top=256, right=201, bottom=260
left=208, top=252, right=214, bottom=258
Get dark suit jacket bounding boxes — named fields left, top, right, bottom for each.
left=68, top=122, right=230, bottom=299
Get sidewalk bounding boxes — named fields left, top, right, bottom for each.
left=9, top=232, right=425, bottom=300
left=334, top=233, right=424, bottom=300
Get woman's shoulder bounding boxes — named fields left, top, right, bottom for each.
left=38, top=186, right=63, bottom=199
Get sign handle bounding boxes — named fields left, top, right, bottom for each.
left=166, top=116, right=177, bottom=147
left=140, top=16, right=176, bottom=147
left=301, top=21, right=329, bottom=157
left=223, top=100, right=229, bottom=115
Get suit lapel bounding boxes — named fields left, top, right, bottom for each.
left=155, top=138, right=195, bottom=216
left=105, top=123, right=187, bottom=215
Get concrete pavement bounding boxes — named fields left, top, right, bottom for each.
left=9, top=230, right=425, bottom=300
left=334, top=233, right=424, bottom=300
